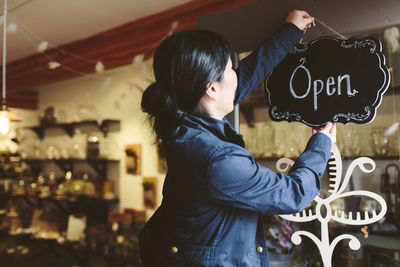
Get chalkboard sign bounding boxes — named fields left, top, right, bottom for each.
left=265, top=36, right=390, bottom=127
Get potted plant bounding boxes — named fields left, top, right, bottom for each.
left=264, top=215, right=307, bottom=267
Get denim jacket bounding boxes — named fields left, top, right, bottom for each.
left=139, top=23, right=332, bottom=267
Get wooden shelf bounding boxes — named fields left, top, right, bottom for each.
left=341, top=155, right=400, bottom=160
left=255, top=156, right=295, bottom=161
left=26, top=119, right=120, bottom=139
left=255, top=155, right=400, bottom=162
left=7, top=193, right=119, bottom=203
left=24, top=158, right=119, bottom=163
left=3, top=193, right=119, bottom=213
left=23, top=158, right=119, bottom=179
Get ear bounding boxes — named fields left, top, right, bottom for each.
left=204, top=81, right=219, bottom=100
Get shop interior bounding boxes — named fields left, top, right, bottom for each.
left=0, top=0, right=400, bottom=266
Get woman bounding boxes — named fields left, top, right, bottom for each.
left=140, top=10, right=336, bottom=267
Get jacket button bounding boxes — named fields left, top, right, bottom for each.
left=256, top=246, right=263, bottom=253
left=170, top=246, right=178, bottom=254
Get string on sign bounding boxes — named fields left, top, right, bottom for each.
left=314, top=18, right=348, bottom=40
left=300, top=18, right=348, bottom=44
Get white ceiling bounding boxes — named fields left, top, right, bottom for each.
left=1, top=0, right=193, bottom=63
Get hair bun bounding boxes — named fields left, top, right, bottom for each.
left=141, top=82, right=165, bottom=116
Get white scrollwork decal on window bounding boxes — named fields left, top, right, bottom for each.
left=276, top=144, right=387, bottom=267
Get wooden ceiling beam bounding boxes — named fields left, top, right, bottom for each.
left=3, top=0, right=260, bottom=109
left=2, top=90, right=38, bottom=110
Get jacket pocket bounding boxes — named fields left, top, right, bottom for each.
left=168, top=244, right=216, bottom=266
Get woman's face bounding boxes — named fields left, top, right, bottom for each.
left=216, top=58, right=238, bottom=116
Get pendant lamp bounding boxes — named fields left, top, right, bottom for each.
left=0, top=0, right=22, bottom=134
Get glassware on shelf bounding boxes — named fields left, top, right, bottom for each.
left=57, top=171, right=73, bottom=197
left=287, top=123, right=309, bottom=157
left=386, top=128, right=399, bottom=156
left=60, top=148, right=69, bottom=159
left=349, top=134, right=361, bottom=156
left=58, top=136, right=71, bottom=159
left=286, top=125, right=298, bottom=158
left=103, top=180, right=115, bottom=200
left=371, top=128, right=390, bottom=156
left=87, top=134, right=101, bottom=159
left=0, top=179, right=12, bottom=193
left=261, top=122, right=275, bottom=157
left=54, top=108, right=69, bottom=123
left=390, top=135, right=399, bottom=156
left=274, top=128, right=286, bottom=157
left=100, top=138, right=118, bottom=159
left=330, top=198, right=345, bottom=227
left=72, top=178, right=84, bottom=196
left=77, top=104, right=98, bottom=121
left=26, top=181, right=39, bottom=196
left=254, top=123, right=265, bottom=157
left=12, top=179, right=26, bottom=195
left=46, top=145, right=61, bottom=160
left=296, top=126, right=310, bottom=154
left=39, top=185, right=51, bottom=198
left=37, top=173, right=50, bottom=198
left=48, top=171, right=57, bottom=195
left=362, top=199, right=377, bottom=213
left=55, top=184, right=67, bottom=199
left=5, top=203, right=23, bottom=233
left=82, top=173, right=96, bottom=197
left=335, top=125, right=346, bottom=156
left=33, top=140, right=46, bottom=159
left=18, top=130, right=38, bottom=159
left=19, top=147, right=30, bottom=159
left=247, top=126, right=258, bottom=156
left=69, top=135, right=86, bottom=159
left=340, top=127, right=362, bottom=157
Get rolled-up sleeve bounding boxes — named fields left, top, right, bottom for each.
left=234, top=23, right=303, bottom=105
left=207, top=133, right=331, bottom=214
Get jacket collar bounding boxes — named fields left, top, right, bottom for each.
left=182, top=113, right=245, bottom=147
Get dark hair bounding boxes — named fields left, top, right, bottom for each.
left=141, top=29, right=231, bottom=142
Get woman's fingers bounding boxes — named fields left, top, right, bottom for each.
left=286, top=9, right=315, bottom=31
left=312, top=122, right=337, bottom=144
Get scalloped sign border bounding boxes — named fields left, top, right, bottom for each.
left=265, top=36, right=391, bottom=127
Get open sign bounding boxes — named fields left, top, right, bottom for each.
left=265, top=36, right=390, bottom=127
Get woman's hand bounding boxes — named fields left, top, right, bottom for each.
left=312, top=122, right=337, bottom=144
left=286, top=10, right=314, bottom=31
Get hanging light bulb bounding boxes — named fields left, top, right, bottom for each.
left=0, top=0, right=22, bottom=134
left=0, top=104, right=21, bottom=134
left=0, top=116, right=9, bottom=134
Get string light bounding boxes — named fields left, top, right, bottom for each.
left=95, top=61, right=105, bottom=73
left=6, top=22, right=17, bottom=33
left=9, top=13, right=177, bottom=84
left=48, top=61, right=61, bottom=69
left=132, top=54, right=144, bottom=64
left=5, top=12, right=179, bottom=112
left=37, top=41, right=48, bottom=52
left=9, top=13, right=179, bottom=68
left=9, top=13, right=149, bottom=66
